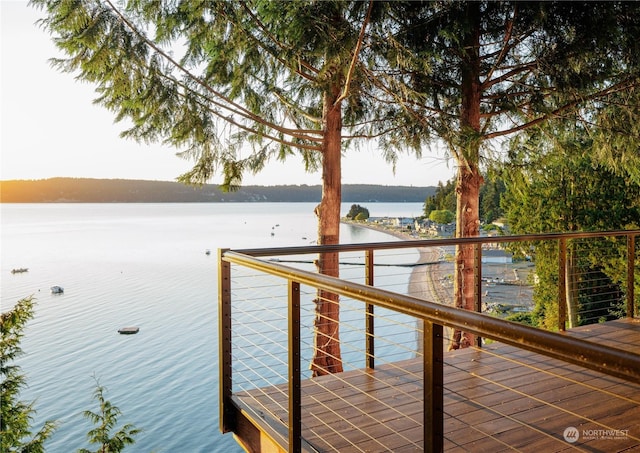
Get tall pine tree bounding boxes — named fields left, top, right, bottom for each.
left=1, top=298, right=58, bottom=452
left=30, top=0, right=395, bottom=375
left=372, top=1, right=640, bottom=347
left=502, top=124, right=640, bottom=328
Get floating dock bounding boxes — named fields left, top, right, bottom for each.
left=117, top=327, right=140, bottom=335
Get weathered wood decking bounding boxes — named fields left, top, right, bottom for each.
left=231, top=318, right=640, bottom=452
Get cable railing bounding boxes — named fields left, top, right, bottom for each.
left=219, top=230, right=639, bottom=452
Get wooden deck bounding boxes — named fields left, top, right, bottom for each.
left=231, top=318, right=640, bottom=452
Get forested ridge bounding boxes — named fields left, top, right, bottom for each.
left=0, top=178, right=435, bottom=203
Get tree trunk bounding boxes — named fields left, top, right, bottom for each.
left=450, top=164, right=482, bottom=349
left=566, top=243, right=580, bottom=328
left=311, top=87, right=343, bottom=376
left=450, top=2, right=482, bottom=350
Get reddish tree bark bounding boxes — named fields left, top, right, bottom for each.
left=311, top=86, right=344, bottom=376
left=450, top=2, right=482, bottom=350
left=451, top=164, right=483, bottom=349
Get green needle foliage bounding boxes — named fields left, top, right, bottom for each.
left=28, top=0, right=390, bottom=189
left=29, top=0, right=640, bottom=352
left=1, top=297, right=140, bottom=453
left=29, top=0, right=391, bottom=375
left=1, top=297, right=58, bottom=453
left=501, top=123, right=640, bottom=329
left=369, top=1, right=640, bottom=346
left=78, top=380, right=140, bottom=453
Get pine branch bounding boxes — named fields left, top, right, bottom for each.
left=103, top=0, right=321, bottom=149
left=238, top=2, right=320, bottom=82
left=482, top=4, right=517, bottom=84
left=333, top=0, right=374, bottom=108
left=484, top=76, right=640, bottom=140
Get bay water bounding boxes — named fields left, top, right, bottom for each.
left=1, top=202, right=423, bottom=452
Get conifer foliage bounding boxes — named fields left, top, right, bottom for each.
left=78, top=380, right=140, bottom=453
left=1, top=297, right=58, bottom=452
left=501, top=124, right=640, bottom=329
left=372, top=1, right=640, bottom=348
left=29, top=1, right=640, bottom=356
left=30, top=0, right=386, bottom=375
left=1, top=298, right=139, bottom=453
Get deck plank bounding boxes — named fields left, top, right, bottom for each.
left=232, top=318, right=640, bottom=452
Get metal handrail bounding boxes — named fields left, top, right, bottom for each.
left=219, top=230, right=639, bottom=452
left=222, top=249, right=640, bottom=383
left=232, top=229, right=638, bottom=329
left=231, top=229, right=637, bottom=257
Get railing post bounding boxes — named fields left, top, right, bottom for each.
left=628, top=235, right=636, bottom=318
left=423, top=320, right=444, bottom=453
left=288, top=281, right=302, bottom=453
left=218, top=249, right=234, bottom=433
left=365, top=249, right=375, bottom=369
left=474, top=243, right=483, bottom=347
left=558, top=238, right=567, bottom=331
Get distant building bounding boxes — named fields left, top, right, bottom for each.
left=415, top=218, right=455, bottom=237
left=482, top=249, right=513, bottom=264
left=393, top=217, right=415, bottom=228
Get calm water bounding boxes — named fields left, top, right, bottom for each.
left=1, top=202, right=422, bottom=452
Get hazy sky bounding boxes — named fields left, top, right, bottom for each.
left=1, top=1, right=455, bottom=186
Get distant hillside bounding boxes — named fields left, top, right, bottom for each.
left=0, top=178, right=435, bottom=203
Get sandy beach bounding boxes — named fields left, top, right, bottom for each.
left=343, top=220, right=456, bottom=349
left=342, top=220, right=451, bottom=305
left=343, top=219, right=533, bottom=315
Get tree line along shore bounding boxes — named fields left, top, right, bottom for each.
left=0, top=178, right=436, bottom=204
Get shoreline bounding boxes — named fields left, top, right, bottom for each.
left=342, top=219, right=450, bottom=305
left=343, top=219, right=455, bottom=348
left=342, top=219, right=534, bottom=315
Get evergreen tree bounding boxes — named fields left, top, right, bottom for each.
left=31, top=1, right=640, bottom=353
left=373, top=1, right=640, bottom=348
left=2, top=298, right=140, bottom=453
left=501, top=124, right=640, bottom=328
left=424, top=176, right=504, bottom=224
left=422, top=196, right=437, bottom=218
left=1, top=297, right=58, bottom=452
left=78, top=380, right=140, bottom=453
left=423, top=179, right=456, bottom=216
left=479, top=178, right=505, bottom=224
left=29, top=0, right=392, bottom=376
left=346, top=204, right=369, bottom=220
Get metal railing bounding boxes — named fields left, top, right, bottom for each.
left=219, top=230, right=639, bottom=452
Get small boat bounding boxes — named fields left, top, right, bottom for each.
left=50, top=285, right=64, bottom=294
left=205, top=249, right=211, bottom=255
left=11, top=268, right=28, bottom=274
left=118, top=326, right=140, bottom=335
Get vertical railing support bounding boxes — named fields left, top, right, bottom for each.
left=365, top=249, right=375, bottom=369
left=473, top=243, right=483, bottom=347
left=423, top=320, right=444, bottom=453
left=288, top=281, right=302, bottom=453
left=558, top=238, right=567, bottom=331
left=218, top=249, right=234, bottom=433
left=628, top=235, right=636, bottom=318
